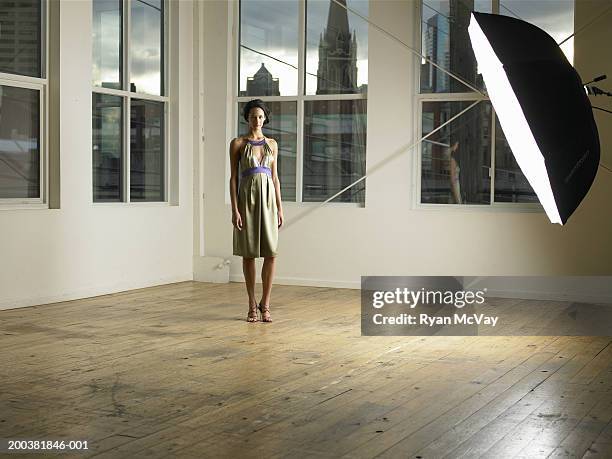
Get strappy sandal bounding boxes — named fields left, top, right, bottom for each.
left=247, top=303, right=259, bottom=323
left=258, top=303, right=272, bottom=322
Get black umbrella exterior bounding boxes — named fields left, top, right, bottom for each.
left=468, top=12, right=600, bottom=225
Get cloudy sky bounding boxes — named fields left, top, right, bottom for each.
left=92, top=0, right=163, bottom=95
left=93, top=0, right=575, bottom=96
left=240, top=0, right=575, bottom=96
left=423, top=0, right=575, bottom=62
left=240, top=0, right=369, bottom=95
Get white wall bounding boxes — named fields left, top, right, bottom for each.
left=0, top=0, right=195, bottom=310
left=197, top=0, right=612, bottom=289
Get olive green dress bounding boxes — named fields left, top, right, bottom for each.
left=233, top=138, right=278, bottom=258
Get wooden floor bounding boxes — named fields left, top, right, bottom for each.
left=2, top=281, right=612, bottom=458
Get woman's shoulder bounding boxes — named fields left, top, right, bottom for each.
left=231, top=136, right=248, bottom=146
left=265, top=137, right=278, bottom=151
left=230, top=137, right=248, bottom=154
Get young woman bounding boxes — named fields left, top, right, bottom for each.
left=229, top=99, right=284, bottom=323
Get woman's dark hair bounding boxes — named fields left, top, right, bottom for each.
left=243, top=99, right=271, bottom=125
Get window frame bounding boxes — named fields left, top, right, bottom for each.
left=412, top=0, right=570, bottom=213
left=92, top=0, right=170, bottom=206
left=231, top=0, right=368, bottom=207
left=0, top=0, right=49, bottom=209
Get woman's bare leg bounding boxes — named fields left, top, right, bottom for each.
left=260, top=257, right=276, bottom=309
left=242, top=257, right=257, bottom=309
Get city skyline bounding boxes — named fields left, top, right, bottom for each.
left=240, top=0, right=368, bottom=96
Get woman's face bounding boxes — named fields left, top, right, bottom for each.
left=248, top=107, right=266, bottom=130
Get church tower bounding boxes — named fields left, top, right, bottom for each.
left=316, top=0, right=358, bottom=94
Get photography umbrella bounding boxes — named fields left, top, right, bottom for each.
left=468, top=12, right=600, bottom=225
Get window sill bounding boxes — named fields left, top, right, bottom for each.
left=415, top=202, right=543, bottom=213
left=226, top=201, right=364, bottom=208
left=0, top=203, right=49, bottom=211
left=285, top=201, right=364, bottom=208
left=92, top=202, right=172, bottom=207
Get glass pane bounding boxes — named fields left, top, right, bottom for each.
left=0, top=86, right=40, bottom=199
left=494, top=114, right=538, bottom=203
left=500, top=0, right=574, bottom=63
left=93, top=0, right=122, bottom=89
left=239, top=0, right=298, bottom=96
left=303, top=99, right=366, bottom=204
left=305, top=0, right=368, bottom=95
left=238, top=101, right=297, bottom=201
left=421, top=101, right=491, bottom=204
left=130, top=99, right=164, bottom=201
left=420, top=0, right=490, bottom=93
left=93, top=93, right=123, bottom=202
left=130, top=0, right=163, bottom=95
left=0, top=0, right=42, bottom=77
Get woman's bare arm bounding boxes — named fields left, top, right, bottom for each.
left=270, top=139, right=284, bottom=228
left=229, top=138, right=243, bottom=229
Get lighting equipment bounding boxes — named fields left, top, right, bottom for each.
left=468, top=12, right=600, bottom=225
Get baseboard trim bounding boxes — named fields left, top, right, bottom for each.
left=0, top=273, right=194, bottom=311
left=481, top=288, right=612, bottom=304
left=6, top=274, right=609, bottom=312
left=228, top=275, right=612, bottom=303
left=229, top=274, right=360, bottom=289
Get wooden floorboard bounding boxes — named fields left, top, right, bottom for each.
left=1, top=281, right=611, bottom=458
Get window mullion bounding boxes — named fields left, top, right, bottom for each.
left=41, top=85, right=46, bottom=204
left=164, top=0, right=169, bottom=202
left=125, top=0, right=130, bottom=202
left=490, top=109, right=496, bottom=205
left=415, top=99, right=423, bottom=207
left=492, top=0, right=500, bottom=15
left=41, top=0, right=47, bottom=80
left=124, top=96, right=130, bottom=203
left=124, top=0, right=130, bottom=92
left=296, top=0, right=306, bottom=203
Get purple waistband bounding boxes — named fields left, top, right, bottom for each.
left=242, top=166, right=271, bottom=178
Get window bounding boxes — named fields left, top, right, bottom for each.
left=237, top=0, right=368, bottom=204
left=0, top=0, right=46, bottom=204
left=92, top=0, right=167, bottom=203
left=418, top=0, right=574, bottom=206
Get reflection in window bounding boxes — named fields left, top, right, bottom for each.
left=305, top=0, right=368, bottom=95
left=421, top=101, right=491, bottom=205
left=239, top=0, right=298, bottom=96
left=93, top=93, right=123, bottom=202
left=494, top=116, right=537, bottom=203
left=238, top=101, right=297, bottom=201
left=420, top=0, right=489, bottom=93
left=303, top=99, right=366, bottom=204
left=130, top=0, right=163, bottom=95
left=93, top=0, right=122, bottom=89
left=130, top=99, right=164, bottom=201
left=0, top=86, right=40, bottom=199
left=0, top=86, right=40, bottom=200
left=418, top=1, right=574, bottom=209
left=237, top=0, right=368, bottom=204
left=0, top=0, right=41, bottom=78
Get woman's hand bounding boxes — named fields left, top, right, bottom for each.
left=232, top=210, right=243, bottom=231
left=278, top=209, right=284, bottom=228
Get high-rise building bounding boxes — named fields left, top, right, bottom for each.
left=241, top=63, right=280, bottom=97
